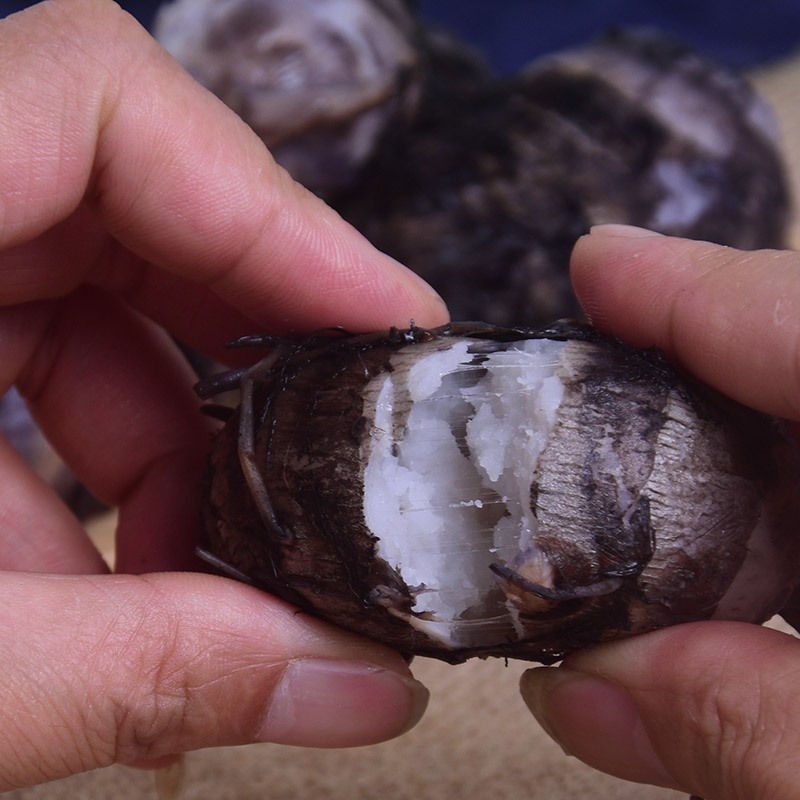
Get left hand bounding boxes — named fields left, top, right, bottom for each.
left=0, top=0, right=445, bottom=789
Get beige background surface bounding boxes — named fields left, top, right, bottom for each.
left=7, top=49, right=800, bottom=800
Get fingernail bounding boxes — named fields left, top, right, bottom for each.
left=259, top=659, right=429, bottom=748
left=520, top=667, right=677, bottom=788
left=589, top=223, right=665, bottom=239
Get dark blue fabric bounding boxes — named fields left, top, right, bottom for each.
left=1, top=0, right=799, bottom=70
left=416, top=0, right=800, bottom=71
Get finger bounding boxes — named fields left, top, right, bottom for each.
left=0, top=570, right=428, bottom=791
left=0, top=435, right=107, bottom=573
left=521, top=622, right=800, bottom=800
left=0, top=0, right=448, bottom=339
left=7, top=287, right=209, bottom=572
left=0, top=300, right=111, bottom=573
left=570, top=225, right=800, bottom=420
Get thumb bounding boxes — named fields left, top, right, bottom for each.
left=570, top=225, right=800, bottom=421
left=520, top=622, right=800, bottom=800
left=0, top=571, right=428, bottom=791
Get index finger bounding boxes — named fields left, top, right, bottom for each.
left=570, top=225, right=800, bottom=420
left=0, top=0, right=447, bottom=343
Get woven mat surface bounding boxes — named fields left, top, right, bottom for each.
left=7, top=50, right=800, bottom=800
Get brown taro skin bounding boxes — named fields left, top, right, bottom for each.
left=197, top=322, right=800, bottom=664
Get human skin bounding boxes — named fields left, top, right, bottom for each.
left=522, top=224, right=800, bottom=800
left=0, top=0, right=447, bottom=790
left=6, top=0, right=799, bottom=794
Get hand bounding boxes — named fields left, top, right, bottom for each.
left=521, top=224, right=800, bottom=800
left=0, top=0, right=447, bottom=789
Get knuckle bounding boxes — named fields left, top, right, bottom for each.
left=99, top=589, right=196, bottom=764
left=683, top=657, right=800, bottom=800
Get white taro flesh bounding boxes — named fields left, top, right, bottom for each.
left=198, top=322, right=800, bottom=664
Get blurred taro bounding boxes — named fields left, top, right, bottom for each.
left=155, top=4, right=790, bottom=326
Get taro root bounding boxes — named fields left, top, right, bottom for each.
left=153, top=0, right=421, bottom=192
left=335, top=28, right=790, bottom=326
left=196, top=322, right=800, bottom=664
left=156, top=4, right=790, bottom=326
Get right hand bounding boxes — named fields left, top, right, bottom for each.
left=520, top=224, right=800, bottom=800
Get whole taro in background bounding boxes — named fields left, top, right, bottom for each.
left=154, top=0, right=424, bottom=192
left=154, top=0, right=790, bottom=326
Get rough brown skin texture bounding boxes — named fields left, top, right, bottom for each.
left=202, top=329, right=443, bottom=654
left=199, top=323, right=800, bottom=664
